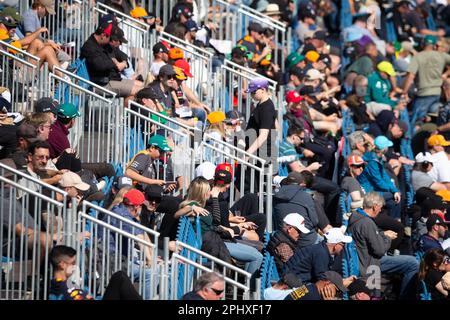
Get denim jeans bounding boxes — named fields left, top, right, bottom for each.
left=382, top=192, right=401, bottom=220
left=410, top=95, right=440, bottom=125
left=130, top=262, right=159, bottom=300
left=224, top=242, right=263, bottom=275
left=380, top=254, right=419, bottom=298
left=191, top=107, right=206, bottom=124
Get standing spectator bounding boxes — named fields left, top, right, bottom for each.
left=427, top=135, right=450, bottom=188
left=402, top=36, right=450, bottom=125
left=437, top=78, right=450, bottom=139
left=181, top=272, right=225, bottom=300
left=348, top=192, right=419, bottom=299
left=245, top=78, right=277, bottom=158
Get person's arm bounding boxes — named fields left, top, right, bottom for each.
left=402, top=72, right=416, bottom=96
left=246, top=128, right=269, bottom=155
left=181, top=82, right=202, bottom=106
left=435, top=281, right=449, bottom=297
left=174, top=204, right=209, bottom=219
left=429, top=182, right=447, bottom=192
left=438, top=121, right=450, bottom=133
left=136, top=232, right=154, bottom=266
left=18, top=27, right=48, bottom=47
left=125, top=168, right=165, bottom=186
left=363, top=222, right=392, bottom=258
left=82, top=47, right=117, bottom=73
left=364, top=161, right=398, bottom=193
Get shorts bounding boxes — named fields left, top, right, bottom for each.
left=103, top=79, right=135, bottom=97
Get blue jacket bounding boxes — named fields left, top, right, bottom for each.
left=357, top=151, right=398, bottom=194
left=282, top=241, right=333, bottom=284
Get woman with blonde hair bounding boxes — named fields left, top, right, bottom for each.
left=175, top=177, right=263, bottom=276
left=107, top=186, right=133, bottom=211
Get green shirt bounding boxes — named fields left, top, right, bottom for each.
left=346, top=56, right=374, bottom=77
left=407, top=51, right=450, bottom=97
left=365, top=71, right=396, bottom=107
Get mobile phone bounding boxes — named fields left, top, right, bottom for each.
left=164, top=181, right=177, bottom=185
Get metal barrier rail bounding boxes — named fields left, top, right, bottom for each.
left=49, top=67, right=123, bottom=164
left=124, top=101, right=198, bottom=194
left=169, top=240, right=252, bottom=300
left=77, top=201, right=160, bottom=300
left=158, top=31, right=214, bottom=105
left=150, top=0, right=177, bottom=27
left=199, top=132, right=274, bottom=231
left=0, top=162, right=76, bottom=300
left=0, top=40, right=44, bottom=112
left=93, top=2, right=156, bottom=80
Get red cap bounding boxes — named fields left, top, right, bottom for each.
left=103, top=23, right=113, bottom=36
left=174, top=59, right=193, bottom=78
left=215, top=163, right=233, bottom=176
left=124, top=189, right=145, bottom=206
left=347, top=155, right=366, bottom=166
left=285, top=91, right=304, bottom=104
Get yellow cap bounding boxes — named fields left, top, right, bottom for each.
left=130, top=7, right=149, bottom=18
left=173, top=66, right=187, bottom=81
left=305, top=50, right=320, bottom=63
left=207, top=111, right=226, bottom=124
left=7, top=40, right=22, bottom=55
left=377, top=61, right=396, bottom=77
left=428, top=134, right=450, bottom=147
left=436, top=190, right=450, bottom=202
left=0, top=29, right=9, bottom=41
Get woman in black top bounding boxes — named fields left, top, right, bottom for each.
left=418, top=248, right=449, bottom=300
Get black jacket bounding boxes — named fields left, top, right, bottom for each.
left=80, top=34, right=117, bottom=85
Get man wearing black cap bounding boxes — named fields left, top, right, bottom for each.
left=418, top=214, right=449, bottom=254
left=35, top=97, right=59, bottom=124
left=106, top=26, right=136, bottom=81
left=150, top=42, right=169, bottom=77
left=147, top=64, right=178, bottom=115
left=237, top=22, right=265, bottom=58
left=81, top=20, right=143, bottom=100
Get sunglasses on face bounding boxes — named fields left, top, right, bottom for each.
left=351, top=164, right=365, bottom=169
left=147, top=197, right=161, bottom=203
left=209, top=287, right=224, bottom=295
left=165, top=75, right=177, bottom=80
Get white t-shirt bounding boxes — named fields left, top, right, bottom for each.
left=429, top=151, right=450, bottom=183
left=150, top=61, right=166, bottom=77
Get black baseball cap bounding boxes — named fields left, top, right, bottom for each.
left=289, top=66, right=305, bottom=79
left=159, top=64, right=176, bottom=77
left=153, top=42, right=169, bottom=55
left=0, top=16, right=17, bottom=27
left=112, top=176, right=132, bottom=190
left=17, top=123, right=40, bottom=143
left=214, top=170, right=232, bottom=185
left=426, top=214, right=448, bottom=231
left=144, top=184, right=163, bottom=200
left=313, top=30, right=327, bottom=41
left=110, top=26, right=128, bottom=44
left=35, top=97, right=59, bottom=114
left=347, top=279, right=371, bottom=296
left=248, top=21, right=264, bottom=33
left=172, top=3, right=193, bottom=19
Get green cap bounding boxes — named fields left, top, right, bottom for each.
left=57, top=103, right=80, bottom=119
left=286, top=52, right=305, bottom=69
left=150, top=110, right=168, bottom=125
left=0, top=7, right=23, bottom=22
left=148, top=134, right=172, bottom=152
left=393, top=41, right=402, bottom=52
left=424, top=35, right=437, bottom=45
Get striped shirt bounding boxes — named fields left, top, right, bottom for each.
left=278, top=140, right=300, bottom=164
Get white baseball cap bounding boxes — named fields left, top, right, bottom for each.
left=305, top=68, right=324, bottom=81
left=283, top=213, right=310, bottom=234
left=59, top=171, right=90, bottom=191
left=324, top=228, right=353, bottom=244
left=415, top=152, right=434, bottom=164
left=195, top=161, right=216, bottom=180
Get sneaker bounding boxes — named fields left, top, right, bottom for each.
left=96, top=180, right=106, bottom=192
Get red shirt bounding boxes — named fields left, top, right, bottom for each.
left=48, top=120, right=70, bottom=159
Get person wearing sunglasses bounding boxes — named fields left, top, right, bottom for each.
left=182, top=271, right=225, bottom=300
left=341, top=154, right=367, bottom=210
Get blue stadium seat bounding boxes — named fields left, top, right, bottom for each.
left=260, top=252, right=280, bottom=299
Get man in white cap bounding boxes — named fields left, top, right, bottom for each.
left=412, top=152, right=447, bottom=192
left=267, top=213, right=310, bottom=272
left=283, top=227, right=353, bottom=284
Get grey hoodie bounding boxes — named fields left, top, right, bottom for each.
left=273, top=185, right=319, bottom=248
left=348, top=210, right=391, bottom=277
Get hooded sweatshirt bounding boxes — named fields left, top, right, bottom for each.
left=273, top=185, right=319, bottom=248
left=348, top=209, right=391, bottom=277
left=357, top=151, right=399, bottom=194
left=367, top=110, right=395, bottom=138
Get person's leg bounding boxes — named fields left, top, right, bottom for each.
left=81, top=162, right=115, bottom=178
left=33, top=46, right=64, bottom=77
left=130, top=262, right=155, bottom=300
left=191, top=107, right=206, bottom=123
left=382, top=192, right=402, bottom=220
left=102, top=270, right=143, bottom=300
left=410, top=95, right=440, bottom=125
left=311, top=176, right=341, bottom=225
left=224, top=242, right=263, bottom=275
left=26, top=38, right=45, bottom=55
left=380, top=255, right=419, bottom=298
left=243, top=213, right=266, bottom=241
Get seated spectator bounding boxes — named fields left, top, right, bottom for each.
left=358, top=136, right=402, bottom=220
left=418, top=248, right=449, bottom=300
left=427, top=135, right=450, bottom=188
left=417, top=214, right=449, bottom=254
left=104, top=176, right=133, bottom=210
left=365, top=61, right=398, bottom=108
left=150, top=42, right=169, bottom=78
left=34, top=97, right=58, bottom=124
left=181, top=272, right=225, bottom=300
left=80, top=20, right=143, bottom=101
left=21, top=0, right=55, bottom=35
left=267, top=213, right=311, bottom=272
left=285, top=271, right=349, bottom=300
left=341, top=155, right=366, bottom=210
left=273, top=172, right=320, bottom=247
left=57, top=171, right=90, bottom=207
left=283, top=228, right=353, bottom=284
left=347, top=278, right=373, bottom=300
left=263, top=272, right=303, bottom=300
left=125, top=134, right=173, bottom=190
left=24, top=112, right=52, bottom=141
left=348, top=192, right=419, bottom=299
left=347, top=130, right=375, bottom=156
left=412, top=152, right=448, bottom=192
left=49, top=245, right=142, bottom=300
left=47, top=102, right=79, bottom=159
